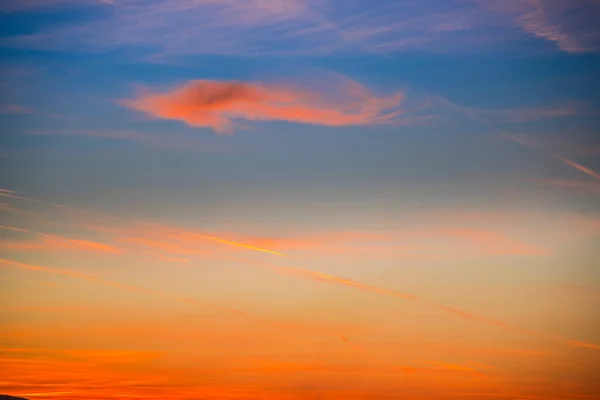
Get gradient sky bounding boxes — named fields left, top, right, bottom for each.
left=1, top=1, right=600, bottom=399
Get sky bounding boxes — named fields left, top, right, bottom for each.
left=0, top=1, right=600, bottom=399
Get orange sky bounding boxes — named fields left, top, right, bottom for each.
left=1, top=189, right=599, bottom=399
left=1, top=1, right=600, bottom=398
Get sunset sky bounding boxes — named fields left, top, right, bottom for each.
left=1, top=1, right=600, bottom=399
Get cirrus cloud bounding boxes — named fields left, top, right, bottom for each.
left=121, top=77, right=405, bottom=133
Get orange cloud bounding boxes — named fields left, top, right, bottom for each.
left=116, top=235, right=214, bottom=257
left=122, top=77, right=404, bottom=133
left=0, top=237, right=121, bottom=254
left=97, top=221, right=540, bottom=260
left=217, top=230, right=412, bottom=256
left=222, top=253, right=600, bottom=352
left=0, top=224, right=121, bottom=254
left=0, top=347, right=161, bottom=364
left=0, top=258, right=353, bottom=343
left=0, top=189, right=283, bottom=256
left=0, top=258, right=244, bottom=316
left=248, top=225, right=544, bottom=257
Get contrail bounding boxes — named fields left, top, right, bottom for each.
left=222, top=254, right=599, bottom=351
left=222, top=253, right=502, bottom=323
left=0, top=190, right=284, bottom=256
left=3, top=191, right=597, bottom=351
left=340, top=335, right=362, bottom=350
left=433, top=95, right=600, bottom=181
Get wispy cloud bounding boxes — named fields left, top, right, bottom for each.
left=467, top=100, right=591, bottom=123
left=432, top=94, right=600, bottom=181
left=224, top=253, right=600, bottom=351
left=4, top=0, right=598, bottom=56
left=0, top=104, right=72, bottom=120
left=0, top=0, right=108, bottom=12
left=89, top=220, right=540, bottom=260
left=0, top=189, right=284, bottom=256
left=121, top=77, right=405, bottom=133
left=0, top=224, right=121, bottom=254
left=25, top=129, right=231, bottom=153
left=0, top=258, right=246, bottom=316
left=479, top=0, right=600, bottom=53
left=3, top=188, right=599, bottom=354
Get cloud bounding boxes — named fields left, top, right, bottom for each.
left=0, top=189, right=284, bottom=256
left=216, top=230, right=433, bottom=257
left=5, top=0, right=598, bottom=56
left=25, top=129, right=231, bottom=153
left=93, top=222, right=515, bottom=260
left=0, top=258, right=245, bottom=316
left=0, top=224, right=121, bottom=254
left=115, top=234, right=215, bottom=258
left=467, top=100, right=590, bottom=123
left=479, top=0, right=600, bottom=53
left=432, top=93, right=600, bottom=182
left=0, top=236, right=121, bottom=254
left=121, top=78, right=405, bottom=133
left=0, top=347, right=160, bottom=364
left=0, top=104, right=71, bottom=120
left=0, top=0, right=102, bottom=12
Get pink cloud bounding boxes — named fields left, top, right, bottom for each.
left=121, top=77, right=405, bottom=133
left=0, top=237, right=121, bottom=254
left=478, top=0, right=600, bottom=53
